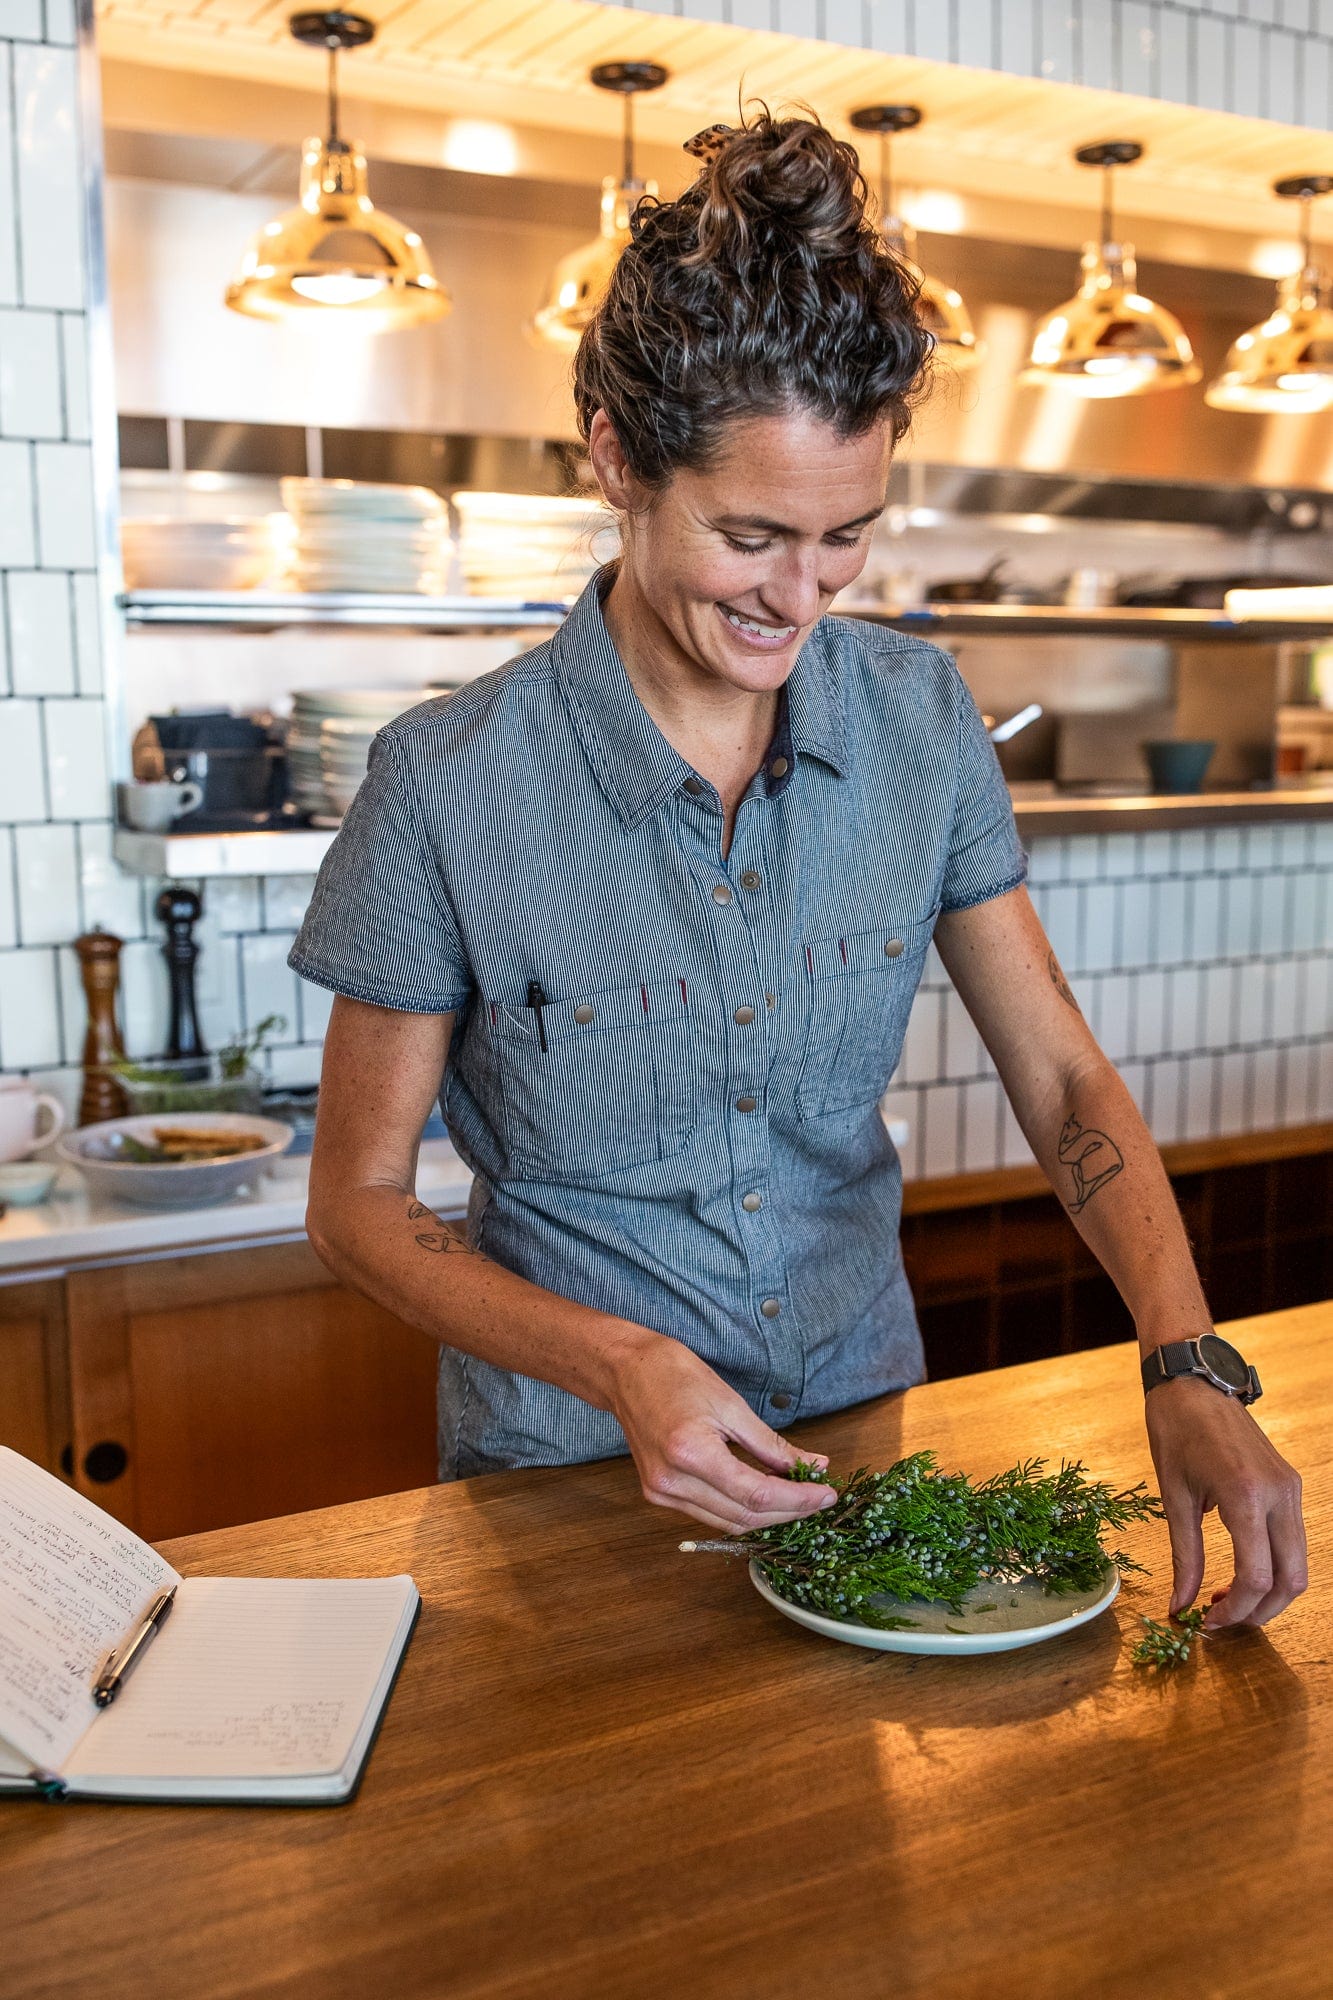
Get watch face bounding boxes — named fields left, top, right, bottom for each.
left=1199, top=1334, right=1250, bottom=1391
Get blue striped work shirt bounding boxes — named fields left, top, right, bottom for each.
left=290, top=568, right=1026, bottom=1478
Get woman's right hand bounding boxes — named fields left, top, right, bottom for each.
left=604, top=1329, right=839, bottom=1534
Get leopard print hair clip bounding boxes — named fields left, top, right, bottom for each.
left=683, top=124, right=739, bottom=165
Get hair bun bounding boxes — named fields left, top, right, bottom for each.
left=686, top=111, right=867, bottom=270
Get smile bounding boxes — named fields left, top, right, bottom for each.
left=718, top=604, right=799, bottom=646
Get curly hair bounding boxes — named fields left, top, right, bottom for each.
left=573, top=108, right=934, bottom=487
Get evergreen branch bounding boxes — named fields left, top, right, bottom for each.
left=1131, top=1606, right=1206, bottom=1668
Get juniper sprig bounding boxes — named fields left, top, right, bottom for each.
left=683, top=1451, right=1162, bottom=1628
left=1131, top=1606, right=1207, bottom=1668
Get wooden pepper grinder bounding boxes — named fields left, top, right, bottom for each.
left=155, top=885, right=208, bottom=1064
left=73, top=929, right=129, bottom=1125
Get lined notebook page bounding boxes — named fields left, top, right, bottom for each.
left=0, top=1449, right=179, bottom=1772
left=66, top=1575, right=416, bottom=1784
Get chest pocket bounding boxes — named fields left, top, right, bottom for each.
left=489, top=977, right=696, bottom=1184
left=797, top=911, right=939, bottom=1119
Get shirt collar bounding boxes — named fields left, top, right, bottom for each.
left=553, top=566, right=850, bottom=830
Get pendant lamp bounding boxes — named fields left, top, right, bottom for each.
left=1023, top=142, right=1199, bottom=397
left=531, top=61, right=667, bottom=350
left=1206, top=175, right=1333, bottom=414
left=849, top=104, right=982, bottom=371
left=225, top=11, right=449, bottom=328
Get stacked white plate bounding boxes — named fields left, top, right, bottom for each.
left=279, top=479, right=449, bottom=595
left=288, top=687, right=435, bottom=821
left=453, top=490, right=618, bottom=600
left=121, top=515, right=285, bottom=592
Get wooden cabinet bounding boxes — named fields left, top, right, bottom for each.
left=60, top=1242, right=438, bottom=1542
left=0, top=1279, right=69, bottom=1473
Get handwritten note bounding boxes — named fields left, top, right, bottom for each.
left=0, top=1449, right=178, bottom=1771
left=66, top=1576, right=413, bottom=1784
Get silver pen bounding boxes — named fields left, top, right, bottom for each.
left=92, top=1585, right=177, bottom=1707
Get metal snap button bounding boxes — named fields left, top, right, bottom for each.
left=712, top=883, right=733, bottom=904
left=760, top=1298, right=781, bottom=1319
left=770, top=1390, right=792, bottom=1409
left=884, top=937, right=905, bottom=957
left=740, top=870, right=761, bottom=891
left=573, top=1004, right=595, bottom=1024
left=742, top=1192, right=763, bottom=1212
left=683, top=776, right=704, bottom=796
left=735, top=1094, right=758, bottom=1113
left=734, top=1005, right=755, bottom=1025
left=769, top=757, right=789, bottom=779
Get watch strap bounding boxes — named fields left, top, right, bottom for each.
left=1141, top=1340, right=1201, bottom=1393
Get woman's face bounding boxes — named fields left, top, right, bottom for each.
left=590, top=407, right=893, bottom=696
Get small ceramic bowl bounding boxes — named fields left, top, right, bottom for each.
left=0, top=1160, right=59, bottom=1206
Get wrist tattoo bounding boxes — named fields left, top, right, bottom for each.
left=1058, top=1115, right=1124, bottom=1213
left=1048, top=951, right=1080, bottom=1012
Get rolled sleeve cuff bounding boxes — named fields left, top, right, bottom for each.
left=287, top=946, right=471, bottom=1017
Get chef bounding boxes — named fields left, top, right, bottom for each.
left=292, top=112, right=1305, bottom=1631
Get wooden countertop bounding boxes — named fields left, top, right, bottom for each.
left=5, top=1302, right=1329, bottom=2000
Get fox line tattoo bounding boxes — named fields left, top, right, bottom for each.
left=1057, top=1115, right=1125, bottom=1213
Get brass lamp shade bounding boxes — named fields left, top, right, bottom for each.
left=850, top=105, right=983, bottom=373
left=1022, top=240, right=1201, bottom=397
left=1206, top=176, right=1333, bottom=413
left=1023, top=141, right=1198, bottom=398
left=226, top=136, right=448, bottom=326
left=881, top=215, right=982, bottom=371
left=531, top=176, right=654, bottom=349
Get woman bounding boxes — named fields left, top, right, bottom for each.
left=293, top=114, right=1304, bottom=1629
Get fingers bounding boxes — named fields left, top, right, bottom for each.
left=1208, top=1486, right=1277, bottom=1629
left=724, top=1398, right=828, bottom=1478
left=645, top=1427, right=837, bottom=1534
left=1162, top=1488, right=1206, bottom=1617
left=1233, top=1487, right=1309, bottom=1629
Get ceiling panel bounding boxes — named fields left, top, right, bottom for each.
left=93, top=0, right=1333, bottom=245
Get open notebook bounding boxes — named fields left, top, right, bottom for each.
left=0, top=1447, right=419, bottom=1804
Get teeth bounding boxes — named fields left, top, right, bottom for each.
left=725, top=610, right=796, bottom=639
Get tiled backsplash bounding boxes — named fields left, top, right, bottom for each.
left=616, top=0, right=1333, bottom=125
left=884, top=820, right=1333, bottom=1180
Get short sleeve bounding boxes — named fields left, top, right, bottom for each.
left=288, top=732, right=472, bottom=1014
left=938, top=675, right=1028, bottom=914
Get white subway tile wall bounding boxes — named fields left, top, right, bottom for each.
left=612, top=0, right=1333, bottom=117
left=888, top=824, right=1333, bottom=1181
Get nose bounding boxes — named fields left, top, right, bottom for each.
left=759, top=545, right=823, bottom=629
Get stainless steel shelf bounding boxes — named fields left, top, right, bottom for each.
left=849, top=602, right=1333, bottom=640
left=119, top=589, right=575, bottom=631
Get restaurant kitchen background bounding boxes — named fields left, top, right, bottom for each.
left=1, top=0, right=1331, bottom=1232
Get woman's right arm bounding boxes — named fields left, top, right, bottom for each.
left=306, top=994, right=835, bottom=1533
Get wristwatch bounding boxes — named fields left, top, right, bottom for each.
left=1141, top=1334, right=1262, bottom=1406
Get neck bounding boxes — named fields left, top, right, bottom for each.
left=601, top=562, right=782, bottom=838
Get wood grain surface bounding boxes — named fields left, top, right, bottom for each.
left=4, top=1303, right=1329, bottom=2000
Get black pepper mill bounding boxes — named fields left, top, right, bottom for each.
left=156, top=885, right=208, bottom=1067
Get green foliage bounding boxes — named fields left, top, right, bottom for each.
left=1131, top=1605, right=1206, bottom=1668
left=744, top=1452, right=1162, bottom=1626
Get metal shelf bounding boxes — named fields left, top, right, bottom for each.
left=851, top=603, right=1333, bottom=640
left=119, top=589, right=575, bottom=631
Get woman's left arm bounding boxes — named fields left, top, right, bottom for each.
left=934, top=884, right=1307, bottom=1630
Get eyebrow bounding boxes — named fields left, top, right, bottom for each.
left=715, top=507, right=885, bottom=535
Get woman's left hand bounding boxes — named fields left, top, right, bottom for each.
left=1145, top=1377, right=1307, bottom=1629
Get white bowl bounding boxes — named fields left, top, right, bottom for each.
left=58, top=1113, right=293, bottom=1209
left=0, top=1160, right=59, bottom=1206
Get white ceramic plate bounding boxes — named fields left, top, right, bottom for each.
left=749, top=1560, right=1120, bottom=1656
left=58, top=1113, right=293, bottom=1209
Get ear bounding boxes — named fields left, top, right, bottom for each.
left=587, top=409, right=639, bottom=512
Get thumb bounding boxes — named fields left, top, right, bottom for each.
left=1163, top=1489, right=1206, bottom=1615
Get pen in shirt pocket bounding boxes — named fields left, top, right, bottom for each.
left=527, top=980, right=549, bottom=1052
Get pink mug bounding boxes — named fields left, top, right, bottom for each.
left=0, top=1081, right=67, bottom=1163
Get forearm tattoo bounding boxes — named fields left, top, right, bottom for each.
left=1057, top=1115, right=1125, bottom=1214
left=406, top=1198, right=467, bottom=1255
left=1048, top=951, right=1080, bottom=1012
